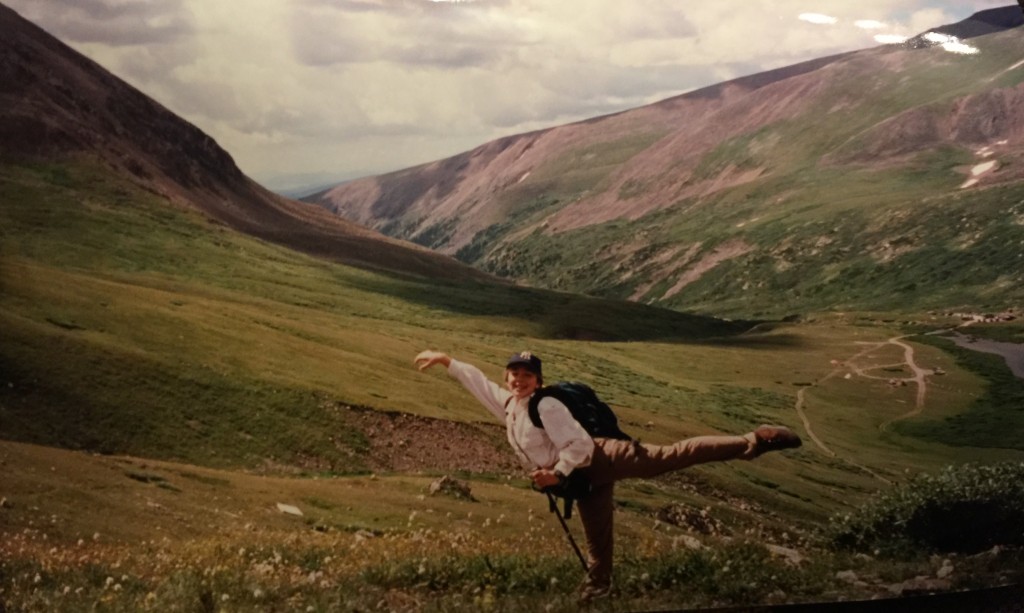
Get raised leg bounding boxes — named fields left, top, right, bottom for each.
left=588, top=435, right=754, bottom=483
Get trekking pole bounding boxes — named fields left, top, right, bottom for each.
left=546, top=492, right=589, bottom=572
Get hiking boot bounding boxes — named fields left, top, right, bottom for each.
left=752, top=425, right=802, bottom=457
left=577, top=581, right=613, bottom=605
left=581, top=577, right=610, bottom=605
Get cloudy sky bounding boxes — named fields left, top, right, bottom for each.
left=6, top=0, right=1012, bottom=193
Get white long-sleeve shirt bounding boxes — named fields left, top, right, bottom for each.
left=448, top=359, right=594, bottom=475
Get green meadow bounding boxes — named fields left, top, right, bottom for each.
left=2, top=159, right=1023, bottom=610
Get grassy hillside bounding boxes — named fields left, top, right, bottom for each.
left=3, top=158, right=1024, bottom=610
left=0, top=158, right=753, bottom=470
left=481, top=164, right=1024, bottom=318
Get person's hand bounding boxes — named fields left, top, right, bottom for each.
left=414, top=350, right=451, bottom=371
left=531, top=468, right=563, bottom=489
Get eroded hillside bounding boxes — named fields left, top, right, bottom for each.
left=309, top=8, right=1024, bottom=317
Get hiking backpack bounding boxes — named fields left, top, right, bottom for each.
left=527, top=382, right=631, bottom=519
left=527, top=381, right=632, bottom=442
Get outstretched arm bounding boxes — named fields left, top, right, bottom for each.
left=414, top=350, right=451, bottom=371
left=414, top=350, right=510, bottom=420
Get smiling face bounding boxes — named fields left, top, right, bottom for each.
left=505, top=365, right=540, bottom=399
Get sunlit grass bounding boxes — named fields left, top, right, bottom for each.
left=3, top=158, right=1024, bottom=609
left=4, top=514, right=1020, bottom=611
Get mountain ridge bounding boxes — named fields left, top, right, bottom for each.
left=0, top=2, right=489, bottom=283
left=308, top=6, right=1024, bottom=317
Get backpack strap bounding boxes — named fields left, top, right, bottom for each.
left=526, top=388, right=592, bottom=517
left=526, top=389, right=548, bottom=429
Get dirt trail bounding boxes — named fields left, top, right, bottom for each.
left=795, top=335, right=932, bottom=484
left=878, top=336, right=932, bottom=430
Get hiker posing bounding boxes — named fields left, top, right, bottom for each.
left=413, top=349, right=802, bottom=602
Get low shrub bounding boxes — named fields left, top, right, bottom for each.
left=826, top=462, right=1024, bottom=555
left=617, top=541, right=830, bottom=605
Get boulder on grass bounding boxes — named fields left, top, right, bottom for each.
left=429, top=475, right=476, bottom=501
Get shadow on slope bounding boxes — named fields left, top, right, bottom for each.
left=343, top=272, right=767, bottom=343
left=0, top=4, right=486, bottom=284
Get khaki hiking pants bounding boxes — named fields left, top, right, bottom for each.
left=576, top=435, right=753, bottom=592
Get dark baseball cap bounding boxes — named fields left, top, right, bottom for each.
left=506, top=351, right=542, bottom=376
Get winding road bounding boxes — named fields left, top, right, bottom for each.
left=794, top=335, right=933, bottom=484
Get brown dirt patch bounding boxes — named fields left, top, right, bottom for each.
left=337, top=403, right=521, bottom=476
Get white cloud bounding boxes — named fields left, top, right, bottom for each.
left=3, top=0, right=1009, bottom=189
left=799, top=13, right=839, bottom=25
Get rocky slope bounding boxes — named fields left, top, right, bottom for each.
left=308, top=7, right=1024, bottom=317
left=0, top=3, right=489, bottom=282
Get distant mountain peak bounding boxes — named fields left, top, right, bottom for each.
left=930, top=5, right=1024, bottom=40
left=307, top=8, right=1024, bottom=316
